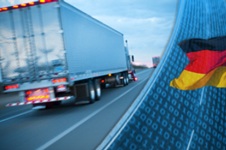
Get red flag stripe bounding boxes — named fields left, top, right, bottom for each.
left=185, top=49, right=226, bottom=74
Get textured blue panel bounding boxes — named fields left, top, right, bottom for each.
left=106, top=0, right=226, bottom=149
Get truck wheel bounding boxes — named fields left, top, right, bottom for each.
left=122, top=73, right=129, bottom=86
left=125, top=75, right=129, bottom=85
left=94, top=79, right=101, bottom=100
left=88, top=80, right=96, bottom=104
left=123, top=77, right=127, bottom=86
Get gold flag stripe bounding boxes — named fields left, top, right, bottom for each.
left=170, top=66, right=226, bottom=90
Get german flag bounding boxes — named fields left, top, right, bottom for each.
left=170, top=36, right=226, bottom=90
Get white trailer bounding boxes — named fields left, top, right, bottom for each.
left=0, top=0, right=135, bottom=108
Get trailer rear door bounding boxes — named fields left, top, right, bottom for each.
left=0, top=1, right=66, bottom=85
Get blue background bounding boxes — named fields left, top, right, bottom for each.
left=107, top=0, right=226, bottom=149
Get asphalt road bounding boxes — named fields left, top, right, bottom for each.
left=0, top=69, right=153, bottom=150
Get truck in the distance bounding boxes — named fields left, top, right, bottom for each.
left=152, top=56, right=160, bottom=68
left=0, top=0, right=136, bottom=109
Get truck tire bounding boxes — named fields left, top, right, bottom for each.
left=88, top=80, right=96, bottom=104
left=122, top=77, right=127, bottom=86
left=94, top=79, right=101, bottom=100
left=122, top=73, right=129, bottom=86
left=125, top=74, right=129, bottom=85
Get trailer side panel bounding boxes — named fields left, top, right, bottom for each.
left=60, top=2, right=128, bottom=81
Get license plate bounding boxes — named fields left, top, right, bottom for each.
left=25, top=88, right=50, bottom=101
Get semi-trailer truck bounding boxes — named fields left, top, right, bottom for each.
left=0, top=0, right=136, bottom=108
left=152, top=56, right=160, bottom=68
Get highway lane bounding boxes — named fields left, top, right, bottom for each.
left=0, top=68, right=153, bottom=150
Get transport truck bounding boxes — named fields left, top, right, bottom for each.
left=152, top=56, right=160, bottom=68
left=0, top=0, right=136, bottom=109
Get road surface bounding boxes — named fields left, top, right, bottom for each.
left=0, top=69, right=153, bottom=150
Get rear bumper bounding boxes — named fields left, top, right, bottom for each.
left=6, top=96, right=72, bottom=107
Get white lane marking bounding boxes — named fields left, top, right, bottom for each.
left=37, top=77, right=148, bottom=150
left=0, top=110, right=33, bottom=123
left=186, top=130, right=194, bottom=150
left=199, top=87, right=205, bottom=105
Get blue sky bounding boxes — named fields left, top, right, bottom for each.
left=66, top=0, right=178, bottom=67
left=0, top=0, right=178, bottom=67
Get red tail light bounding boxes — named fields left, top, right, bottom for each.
left=52, top=78, right=67, bottom=84
left=4, top=84, right=19, bottom=90
left=134, top=77, right=138, bottom=81
left=25, top=88, right=50, bottom=101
